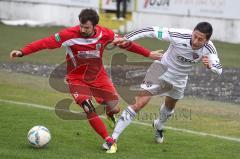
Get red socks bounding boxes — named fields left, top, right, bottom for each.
left=87, top=112, right=110, bottom=141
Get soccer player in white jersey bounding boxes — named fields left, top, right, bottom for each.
left=106, top=22, right=222, bottom=153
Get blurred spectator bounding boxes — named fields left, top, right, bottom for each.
left=113, top=0, right=127, bottom=21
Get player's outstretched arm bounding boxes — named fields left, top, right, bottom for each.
left=10, top=28, right=69, bottom=58
left=124, top=27, right=157, bottom=41
left=109, top=29, right=162, bottom=60
left=114, top=37, right=162, bottom=60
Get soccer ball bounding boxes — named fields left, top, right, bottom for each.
left=27, top=125, right=51, bottom=148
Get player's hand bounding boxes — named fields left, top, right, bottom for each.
left=202, top=55, right=211, bottom=69
left=149, top=50, right=164, bottom=60
left=112, top=37, right=129, bottom=46
left=10, top=50, right=23, bottom=59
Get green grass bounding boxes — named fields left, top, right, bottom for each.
left=1, top=23, right=240, bottom=67
left=1, top=102, right=239, bottom=159
left=0, top=70, right=240, bottom=159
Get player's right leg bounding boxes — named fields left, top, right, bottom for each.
left=111, top=90, right=152, bottom=140
left=106, top=90, right=152, bottom=153
left=79, top=99, right=115, bottom=146
left=67, top=79, right=115, bottom=146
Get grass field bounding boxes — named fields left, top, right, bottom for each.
left=0, top=24, right=240, bottom=158
left=0, top=70, right=240, bottom=159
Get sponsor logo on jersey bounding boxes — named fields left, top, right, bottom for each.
left=84, top=39, right=94, bottom=43
left=182, top=44, right=187, bottom=47
left=177, top=55, right=196, bottom=64
left=77, top=50, right=100, bottom=58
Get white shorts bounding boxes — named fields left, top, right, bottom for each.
left=141, top=62, right=185, bottom=100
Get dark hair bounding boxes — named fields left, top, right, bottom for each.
left=78, top=8, right=99, bottom=26
left=194, top=22, right=213, bottom=40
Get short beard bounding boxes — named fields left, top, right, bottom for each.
left=81, top=32, right=92, bottom=37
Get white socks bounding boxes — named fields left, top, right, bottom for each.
left=156, top=104, right=174, bottom=130
left=111, top=104, right=173, bottom=140
left=112, top=106, right=136, bottom=141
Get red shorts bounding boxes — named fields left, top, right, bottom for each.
left=67, top=76, right=119, bottom=105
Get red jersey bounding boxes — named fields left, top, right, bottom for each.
left=21, top=25, right=150, bottom=83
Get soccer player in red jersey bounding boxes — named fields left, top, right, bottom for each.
left=10, top=9, right=161, bottom=150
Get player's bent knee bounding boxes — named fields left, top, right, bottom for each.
left=105, top=99, right=119, bottom=108
left=105, top=100, right=120, bottom=113
left=112, top=106, right=120, bottom=114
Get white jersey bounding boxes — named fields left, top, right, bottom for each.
left=124, top=26, right=222, bottom=88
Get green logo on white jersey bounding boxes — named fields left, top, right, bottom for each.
left=157, top=27, right=163, bottom=39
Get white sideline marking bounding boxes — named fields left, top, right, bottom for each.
left=1, top=98, right=240, bottom=143
left=133, top=121, right=240, bottom=142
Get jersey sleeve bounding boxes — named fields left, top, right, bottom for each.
left=123, top=42, right=150, bottom=57
left=123, top=26, right=171, bottom=42
left=107, top=28, right=150, bottom=57
left=21, top=28, right=71, bottom=56
left=205, top=42, right=222, bottom=75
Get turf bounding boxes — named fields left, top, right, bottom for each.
left=0, top=70, right=239, bottom=159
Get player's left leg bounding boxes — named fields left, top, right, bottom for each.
left=90, top=79, right=120, bottom=152
left=94, top=94, right=119, bottom=130
left=153, top=96, right=178, bottom=143
left=152, top=82, right=185, bottom=141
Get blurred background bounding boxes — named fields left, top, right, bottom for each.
left=1, top=0, right=240, bottom=43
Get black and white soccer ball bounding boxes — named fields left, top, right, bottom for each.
left=27, top=125, right=51, bottom=148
